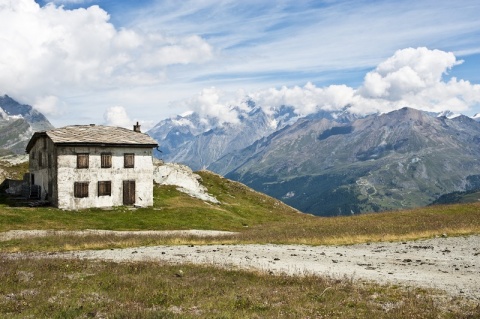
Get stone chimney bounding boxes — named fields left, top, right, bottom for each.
left=133, top=121, right=141, bottom=133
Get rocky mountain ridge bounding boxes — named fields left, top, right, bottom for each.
left=147, top=104, right=480, bottom=216
left=148, top=102, right=300, bottom=170
left=220, top=108, right=480, bottom=215
left=0, top=95, right=54, bottom=154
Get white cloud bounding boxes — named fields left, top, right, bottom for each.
left=248, top=83, right=356, bottom=116
left=0, top=0, right=213, bottom=112
left=33, top=95, right=63, bottom=115
left=47, top=0, right=93, bottom=4
left=1, top=1, right=480, bottom=127
left=359, top=47, right=460, bottom=100
left=103, top=106, right=132, bottom=128
left=350, top=47, right=479, bottom=114
left=179, top=87, right=240, bottom=125
left=177, top=48, right=480, bottom=120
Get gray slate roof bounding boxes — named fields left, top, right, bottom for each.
left=26, top=125, right=158, bottom=152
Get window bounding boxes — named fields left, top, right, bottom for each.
left=77, top=153, right=89, bottom=169
left=31, top=151, right=35, bottom=160
left=124, top=153, right=134, bottom=168
left=48, top=154, right=52, bottom=168
left=98, top=181, right=111, bottom=196
left=101, top=153, right=112, bottom=168
left=74, top=182, right=89, bottom=198
left=38, top=152, right=43, bottom=167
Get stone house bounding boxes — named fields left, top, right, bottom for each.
left=25, top=123, right=158, bottom=210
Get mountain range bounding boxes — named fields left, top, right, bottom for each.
left=148, top=101, right=302, bottom=170
left=3, top=94, right=480, bottom=216
left=0, top=95, right=54, bottom=155
left=148, top=105, right=480, bottom=216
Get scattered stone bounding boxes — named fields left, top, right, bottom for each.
left=175, top=270, right=184, bottom=278
left=412, top=245, right=434, bottom=250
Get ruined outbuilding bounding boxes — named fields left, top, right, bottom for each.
left=25, top=123, right=158, bottom=210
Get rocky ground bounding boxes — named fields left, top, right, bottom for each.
left=153, top=161, right=219, bottom=203
left=5, top=232, right=479, bottom=300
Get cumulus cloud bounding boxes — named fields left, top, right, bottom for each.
left=248, top=83, right=355, bottom=116
left=358, top=47, right=459, bottom=100
left=351, top=47, right=479, bottom=114
left=176, top=47, right=480, bottom=122
left=0, top=0, right=213, bottom=111
left=103, top=106, right=132, bottom=128
left=179, top=87, right=241, bottom=125
left=33, top=95, right=63, bottom=115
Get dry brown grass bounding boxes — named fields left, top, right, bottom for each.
left=1, top=257, right=478, bottom=319
left=1, top=200, right=480, bottom=252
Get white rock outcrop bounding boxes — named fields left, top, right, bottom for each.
left=153, top=161, right=219, bottom=204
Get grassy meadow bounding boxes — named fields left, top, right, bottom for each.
left=1, top=165, right=480, bottom=318
left=1, top=171, right=480, bottom=252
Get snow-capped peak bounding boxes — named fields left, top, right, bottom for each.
left=436, top=110, right=461, bottom=119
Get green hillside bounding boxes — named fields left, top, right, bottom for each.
left=1, top=160, right=480, bottom=253
left=430, top=189, right=480, bottom=205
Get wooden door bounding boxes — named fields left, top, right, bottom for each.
left=123, top=180, right=136, bottom=205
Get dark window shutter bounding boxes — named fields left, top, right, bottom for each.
left=124, top=153, right=134, bottom=168
left=77, top=154, right=89, bottom=169
left=98, top=181, right=112, bottom=196
left=101, top=153, right=112, bottom=168
left=74, top=182, right=89, bottom=198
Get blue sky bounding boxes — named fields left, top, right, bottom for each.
left=1, top=0, right=479, bottom=128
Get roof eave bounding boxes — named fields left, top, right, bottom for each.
left=53, top=142, right=159, bottom=148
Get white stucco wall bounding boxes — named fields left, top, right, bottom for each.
left=55, top=146, right=154, bottom=210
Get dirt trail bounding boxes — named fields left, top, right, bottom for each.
left=4, top=232, right=479, bottom=300
left=0, top=229, right=236, bottom=241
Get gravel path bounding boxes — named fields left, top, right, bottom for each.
left=4, top=231, right=479, bottom=300
left=0, top=229, right=237, bottom=241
